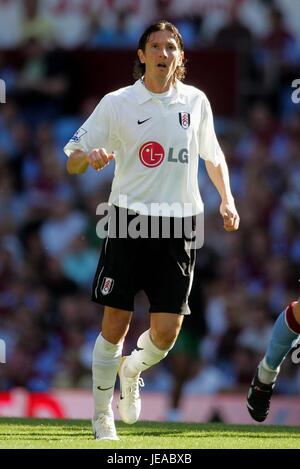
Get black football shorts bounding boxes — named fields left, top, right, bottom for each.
left=91, top=206, right=196, bottom=314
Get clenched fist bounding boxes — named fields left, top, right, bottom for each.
left=86, top=148, right=115, bottom=171
left=220, top=199, right=240, bottom=232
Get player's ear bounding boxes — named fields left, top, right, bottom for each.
left=138, top=49, right=145, bottom=64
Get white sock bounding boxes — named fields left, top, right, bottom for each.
left=258, top=357, right=280, bottom=385
left=92, top=333, right=123, bottom=419
left=124, top=329, right=174, bottom=378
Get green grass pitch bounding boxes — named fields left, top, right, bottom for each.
left=0, top=418, right=299, bottom=449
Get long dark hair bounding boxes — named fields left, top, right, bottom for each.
left=133, top=20, right=186, bottom=82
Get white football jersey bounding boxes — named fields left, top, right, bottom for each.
left=64, top=79, right=224, bottom=217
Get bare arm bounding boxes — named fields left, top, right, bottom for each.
left=66, top=148, right=115, bottom=175
left=205, top=157, right=240, bottom=231
left=205, top=156, right=233, bottom=203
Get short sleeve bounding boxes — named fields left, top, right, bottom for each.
left=64, top=95, right=113, bottom=157
left=198, top=95, right=224, bottom=167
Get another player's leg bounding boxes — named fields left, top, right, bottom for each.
left=247, top=301, right=300, bottom=422
left=92, top=307, right=131, bottom=440
left=117, top=312, right=183, bottom=424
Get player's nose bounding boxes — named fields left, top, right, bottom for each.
left=159, top=47, right=168, bottom=58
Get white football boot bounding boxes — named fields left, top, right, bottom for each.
left=92, top=411, right=119, bottom=440
left=117, top=357, right=144, bottom=424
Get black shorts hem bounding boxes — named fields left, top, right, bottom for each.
left=91, top=296, right=133, bottom=312
left=149, top=303, right=191, bottom=315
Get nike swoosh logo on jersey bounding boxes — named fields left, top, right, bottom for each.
left=97, top=386, right=113, bottom=391
left=138, top=118, right=151, bottom=125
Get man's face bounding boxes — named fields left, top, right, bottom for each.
left=138, top=30, right=183, bottom=82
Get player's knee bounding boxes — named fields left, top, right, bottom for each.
left=102, top=307, right=132, bottom=344
left=151, top=327, right=180, bottom=351
left=102, top=311, right=131, bottom=344
left=102, top=324, right=128, bottom=344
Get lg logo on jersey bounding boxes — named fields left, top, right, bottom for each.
left=139, top=141, right=188, bottom=168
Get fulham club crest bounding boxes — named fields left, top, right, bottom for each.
left=179, top=112, right=190, bottom=129
left=101, top=277, right=114, bottom=295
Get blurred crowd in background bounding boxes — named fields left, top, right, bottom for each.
left=0, top=0, right=300, bottom=51
left=1, top=0, right=300, bottom=421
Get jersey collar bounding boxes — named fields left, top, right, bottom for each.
left=134, top=79, right=186, bottom=105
